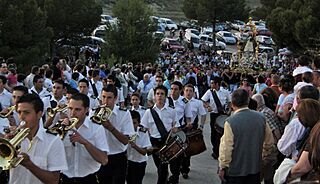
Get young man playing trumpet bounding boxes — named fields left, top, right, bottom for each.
left=60, top=93, right=109, bottom=184
left=98, top=84, right=135, bottom=184
left=9, top=93, right=68, bottom=184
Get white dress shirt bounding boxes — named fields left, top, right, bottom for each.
left=29, top=87, right=51, bottom=98
left=62, top=116, right=109, bottom=178
left=106, top=106, right=135, bottom=155
left=0, top=118, right=10, bottom=134
left=0, top=89, right=12, bottom=109
left=127, top=127, right=152, bottom=163
left=131, top=105, right=146, bottom=120
left=188, top=97, right=207, bottom=123
left=10, top=126, right=68, bottom=184
left=277, top=117, right=305, bottom=157
left=201, top=87, right=231, bottom=113
left=171, top=96, right=192, bottom=126
left=137, top=80, right=153, bottom=95
left=141, top=103, right=176, bottom=138
left=42, top=95, right=68, bottom=127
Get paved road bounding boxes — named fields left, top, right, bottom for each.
left=143, top=121, right=221, bottom=184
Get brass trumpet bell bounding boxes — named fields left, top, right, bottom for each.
left=90, top=106, right=112, bottom=125
left=47, top=104, right=68, bottom=118
left=0, top=127, right=30, bottom=170
left=0, top=106, right=15, bottom=118
left=46, top=118, right=79, bottom=139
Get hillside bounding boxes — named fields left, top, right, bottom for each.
left=103, top=0, right=261, bottom=21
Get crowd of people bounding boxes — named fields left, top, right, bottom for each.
left=0, top=48, right=320, bottom=184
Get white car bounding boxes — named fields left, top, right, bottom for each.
left=256, top=35, right=274, bottom=46
left=233, top=32, right=249, bottom=44
left=185, top=28, right=200, bottom=41
left=158, top=18, right=178, bottom=30
left=92, top=25, right=108, bottom=38
left=187, top=35, right=200, bottom=49
left=199, top=34, right=226, bottom=50
left=216, top=31, right=237, bottom=44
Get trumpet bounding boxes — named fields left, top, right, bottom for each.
left=0, top=106, right=15, bottom=118
left=90, top=105, right=112, bottom=125
left=47, top=104, right=68, bottom=118
left=0, top=121, right=31, bottom=170
left=46, top=118, right=79, bottom=140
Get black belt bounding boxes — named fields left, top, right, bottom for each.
left=61, top=173, right=98, bottom=184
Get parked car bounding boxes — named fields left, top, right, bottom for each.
left=101, top=14, right=113, bottom=24
left=256, top=35, right=275, bottom=46
left=185, top=28, right=200, bottom=41
left=188, top=35, right=200, bottom=49
left=178, top=20, right=199, bottom=30
left=216, top=31, right=237, bottom=44
left=256, top=27, right=272, bottom=36
left=160, top=38, right=185, bottom=51
left=92, top=25, right=108, bottom=38
left=229, top=20, right=247, bottom=31
left=233, top=32, right=249, bottom=44
left=199, top=34, right=226, bottom=50
left=158, top=18, right=178, bottom=30
left=259, top=45, right=275, bottom=57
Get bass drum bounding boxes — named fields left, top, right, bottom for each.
left=184, top=128, right=206, bottom=156
left=214, top=115, right=229, bottom=135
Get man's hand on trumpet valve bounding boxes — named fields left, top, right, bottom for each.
left=19, top=152, right=32, bottom=168
left=69, top=129, right=87, bottom=145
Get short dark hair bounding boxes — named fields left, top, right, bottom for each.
left=78, top=78, right=89, bottom=87
left=17, top=94, right=44, bottom=113
left=66, top=86, right=79, bottom=95
left=107, top=75, right=116, bottom=82
left=298, top=55, right=311, bottom=66
left=232, top=89, right=249, bottom=108
left=45, top=69, right=53, bottom=78
left=210, top=76, right=222, bottom=85
left=130, top=110, right=141, bottom=123
left=102, top=84, right=118, bottom=97
left=131, top=93, right=140, bottom=99
left=53, top=79, right=66, bottom=88
left=298, top=85, right=319, bottom=100
left=0, top=75, right=7, bottom=84
left=72, top=72, right=80, bottom=80
left=171, top=81, right=183, bottom=90
left=70, top=93, right=90, bottom=108
left=184, top=83, right=194, bottom=92
left=33, top=75, right=43, bottom=83
left=31, top=66, right=39, bottom=74
left=92, top=70, right=100, bottom=78
left=279, top=75, right=295, bottom=93
left=17, top=73, right=26, bottom=83
left=13, top=85, right=28, bottom=94
left=154, top=85, right=168, bottom=97
left=257, top=75, right=265, bottom=83
left=313, top=55, right=320, bottom=69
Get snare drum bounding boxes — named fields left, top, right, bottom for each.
left=158, top=130, right=188, bottom=164
left=214, top=115, right=229, bottom=135
left=185, top=128, right=206, bottom=156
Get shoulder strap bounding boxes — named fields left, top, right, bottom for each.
left=150, top=108, right=168, bottom=139
left=210, top=89, right=224, bottom=114
left=167, top=97, right=174, bottom=108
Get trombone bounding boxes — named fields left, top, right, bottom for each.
left=46, top=118, right=79, bottom=140
left=0, top=121, right=31, bottom=170
left=47, top=104, right=68, bottom=118
left=90, top=105, right=112, bottom=125
left=0, top=106, right=15, bottom=118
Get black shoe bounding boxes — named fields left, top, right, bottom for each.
left=211, top=152, right=218, bottom=159
left=182, top=173, right=189, bottom=179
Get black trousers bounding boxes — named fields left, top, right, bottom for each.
left=0, top=170, right=8, bottom=184
left=224, top=173, right=260, bottom=184
left=150, top=137, right=168, bottom=184
left=60, top=173, right=98, bottom=184
left=98, top=151, right=127, bottom=184
left=168, top=155, right=183, bottom=184
left=126, top=160, right=147, bottom=184
left=180, top=154, right=191, bottom=174
left=210, top=113, right=221, bottom=157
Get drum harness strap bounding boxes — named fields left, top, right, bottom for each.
left=150, top=108, right=169, bottom=140
left=210, top=89, right=224, bottom=114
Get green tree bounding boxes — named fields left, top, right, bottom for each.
left=265, top=0, right=320, bottom=53
left=44, top=0, right=102, bottom=56
left=182, top=0, right=248, bottom=51
left=0, top=0, right=52, bottom=72
left=102, top=0, right=158, bottom=65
